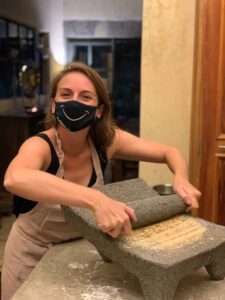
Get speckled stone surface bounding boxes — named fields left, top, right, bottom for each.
left=61, top=178, right=225, bottom=300
left=12, top=239, right=225, bottom=300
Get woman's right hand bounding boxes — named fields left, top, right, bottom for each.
left=92, top=195, right=137, bottom=238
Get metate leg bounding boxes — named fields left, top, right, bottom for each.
left=205, top=255, right=225, bottom=281
left=139, top=271, right=179, bottom=300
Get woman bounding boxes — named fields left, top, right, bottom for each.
left=1, top=62, right=200, bottom=299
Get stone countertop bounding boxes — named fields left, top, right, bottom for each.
left=12, top=238, right=225, bottom=300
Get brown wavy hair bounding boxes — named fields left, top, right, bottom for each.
left=44, top=62, right=116, bottom=148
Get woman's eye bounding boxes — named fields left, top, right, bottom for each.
left=82, top=95, right=92, bottom=100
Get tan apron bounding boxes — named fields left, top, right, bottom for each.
left=1, top=131, right=104, bottom=300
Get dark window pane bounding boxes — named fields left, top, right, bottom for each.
left=18, top=26, right=28, bottom=60
left=113, top=40, right=141, bottom=121
left=9, top=22, right=18, bottom=38
left=9, top=44, right=19, bottom=59
left=0, top=20, right=40, bottom=101
left=92, top=46, right=111, bottom=68
left=0, top=19, right=8, bottom=57
left=19, top=26, right=27, bottom=38
left=27, top=30, right=35, bottom=60
left=27, top=29, right=34, bottom=38
left=8, top=23, right=19, bottom=60
left=15, top=62, right=22, bottom=97
left=0, top=19, right=7, bottom=38
left=27, top=40, right=35, bottom=60
left=74, top=46, right=88, bottom=64
left=0, top=60, right=13, bottom=99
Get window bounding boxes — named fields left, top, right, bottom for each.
left=67, top=38, right=141, bottom=131
left=0, top=18, right=42, bottom=100
left=67, top=40, right=113, bottom=93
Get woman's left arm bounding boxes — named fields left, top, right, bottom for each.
left=108, top=129, right=201, bottom=209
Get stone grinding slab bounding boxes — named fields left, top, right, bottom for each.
left=11, top=239, right=225, bottom=300
left=62, top=178, right=225, bottom=300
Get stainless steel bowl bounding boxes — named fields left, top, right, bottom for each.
left=152, top=184, right=175, bottom=196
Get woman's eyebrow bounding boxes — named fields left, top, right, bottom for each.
left=58, top=88, right=72, bottom=92
left=81, top=90, right=96, bottom=95
left=58, top=88, right=96, bottom=95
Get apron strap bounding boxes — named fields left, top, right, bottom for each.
left=88, top=136, right=104, bottom=186
left=53, top=127, right=65, bottom=178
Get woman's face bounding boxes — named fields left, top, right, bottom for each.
left=52, top=71, right=103, bottom=118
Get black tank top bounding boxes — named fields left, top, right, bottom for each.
left=13, top=133, right=108, bottom=217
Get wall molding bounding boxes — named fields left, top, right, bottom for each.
left=64, top=20, right=142, bottom=39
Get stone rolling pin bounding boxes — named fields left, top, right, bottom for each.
left=63, top=194, right=188, bottom=231
left=127, top=194, right=187, bottom=229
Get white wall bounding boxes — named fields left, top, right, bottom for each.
left=63, top=0, right=143, bottom=21
left=48, top=0, right=66, bottom=66
left=0, top=0, right=45, bottom=29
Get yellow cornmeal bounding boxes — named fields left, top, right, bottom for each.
left=123, top=215, right=206, bottom=250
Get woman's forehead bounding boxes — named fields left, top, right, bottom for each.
left=58, top=71, right=96, bottom=92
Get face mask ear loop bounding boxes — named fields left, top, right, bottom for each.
left=97, top=102, right=105, bottom=118
left=95, top=103, right=103, bottom=121
left=51, top=99, right=57, bottom=115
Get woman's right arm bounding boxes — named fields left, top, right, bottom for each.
left=4, top=137, right=136, bottom=237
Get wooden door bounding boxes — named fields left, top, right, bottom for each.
left=190, top=0, right=225, bottom=225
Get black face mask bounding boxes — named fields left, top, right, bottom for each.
left=54, top=100, right=98, bottom=132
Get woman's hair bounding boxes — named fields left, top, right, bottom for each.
left=44, top=61, right=116, bottom=148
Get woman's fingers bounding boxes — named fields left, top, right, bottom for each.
left=121, top=218, right=132, bottom=236
left=95, top=198, right=135, bottom=238
left=124, top=206, right=137, bottom=222
left=183, top=195, right=199, bottom=212
left=108, top=223, right=123, bottom=238
left=98, top=222, right=114, bottom=233
left=174, top=179, right=201, bottom=210
left=182, top=186, right=201, bottom=209
left=107, top=215, right=132, bottom=238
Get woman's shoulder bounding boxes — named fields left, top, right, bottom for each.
left=36, top=128, right=55, bottom=141
left=5, top=131, right=51, bottom=173
left=106, top=128, right=140, bottom=159
left=26, top=128, right=56, bottom=149
left=19, top=128, right=55, bottom=157
left=105, top=128, right=123, bottom=158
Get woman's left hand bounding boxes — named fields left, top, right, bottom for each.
left=173, top=176, right=201, bottom=211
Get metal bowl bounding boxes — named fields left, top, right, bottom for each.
left=152, top=184, right=175, bottom=196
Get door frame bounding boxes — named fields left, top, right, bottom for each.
left=189, top=0, right=225, bottom=221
